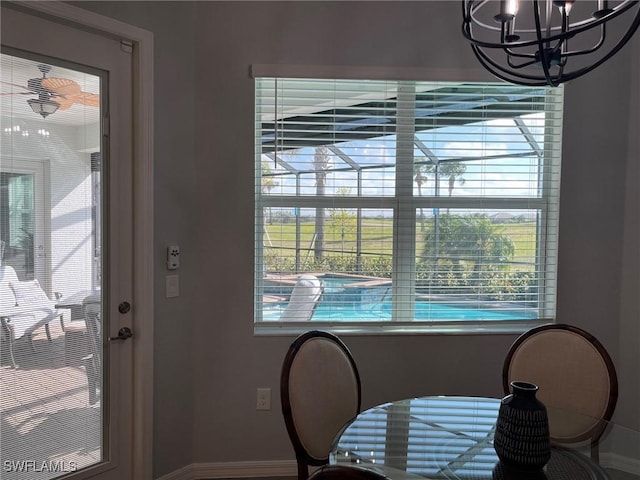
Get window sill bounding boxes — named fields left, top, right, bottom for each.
left=253, top=319, right=553, bottom=336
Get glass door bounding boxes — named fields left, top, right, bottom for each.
left=1, top=3, right=138, bottom=479
left=0, top=51, right=105, bottom=480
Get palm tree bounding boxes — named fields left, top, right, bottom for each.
left=261, top=162, right=278, bottom=224
left=440, top=162, right=467, bottom=197
left=414, top=162, right=435, bottom=231
left=313, top=146, right=330, bottom=262
left=422, top=214, right=515, bottom=290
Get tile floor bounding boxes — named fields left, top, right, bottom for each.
left=0, top=322, right=101, bottom=480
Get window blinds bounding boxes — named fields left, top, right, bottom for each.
left=254, top=77, right=563, bottom=330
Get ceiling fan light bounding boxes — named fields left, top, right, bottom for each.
left=27, top=97, right=60, bottom=118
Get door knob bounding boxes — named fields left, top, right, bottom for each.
left=108, top=327, right=133, bottom=342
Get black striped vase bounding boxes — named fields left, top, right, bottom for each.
left=493, top=381, right=551, bottom=471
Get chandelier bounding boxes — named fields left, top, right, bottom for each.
left=462, top=0, right=640, bottom=86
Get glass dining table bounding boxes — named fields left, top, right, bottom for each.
left=330, top=396, right=639, bottom=480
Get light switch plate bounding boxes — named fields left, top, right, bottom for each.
left=166, top=275, right=179, bottom=298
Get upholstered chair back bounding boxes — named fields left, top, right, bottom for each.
left=281, top=330, right=361, bottom=480
left=503, top=324, right=617, bottom=461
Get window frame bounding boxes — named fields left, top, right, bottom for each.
left=253, top=71, right=563, bottom=335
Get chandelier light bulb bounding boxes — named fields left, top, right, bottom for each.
left=496, top=0, right=519, bottom=21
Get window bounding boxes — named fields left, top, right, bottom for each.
left=254, top=77, right=563, bottom=333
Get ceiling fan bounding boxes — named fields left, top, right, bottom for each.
left=1, top=64, right=100, bottom=118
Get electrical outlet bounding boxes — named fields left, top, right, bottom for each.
left=256, top=388, right=271, bottom=410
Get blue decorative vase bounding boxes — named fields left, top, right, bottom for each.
left=493, top=381, right=551, bottom=471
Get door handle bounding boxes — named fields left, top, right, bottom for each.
left=108, top=327, right=133, bottom=342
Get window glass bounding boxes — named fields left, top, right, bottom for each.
left=255, top=78, right=563, bottom=333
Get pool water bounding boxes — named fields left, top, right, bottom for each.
left=263, top=274, right=537, bottom=322
left=263, top=300, right=537, bottom=322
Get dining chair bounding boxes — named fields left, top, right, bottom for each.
left=308, top=465, right=391, bottom=480
left=502, top=323, right=618, bottom=463
left=281, top=330, right=362, bottom=480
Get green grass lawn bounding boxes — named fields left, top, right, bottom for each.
left=264, top=220, right=537, bottom=266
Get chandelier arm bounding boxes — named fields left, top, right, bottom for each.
left=562, top=25, right=607, bottom=57
left=507, top=55, right=539, bottom=69
left=472, top=44, right=554, bottom=84
left=471, top=45, right=550, bottom=85
left=504, top=45, right=537, bottom=60
left=501, top=21, right=538, bottom=62
left=556, top=61, right=567, bottom=82
left=506, top=8, right=635, bottom=60
left=557, top=8, right=640, bottom=82
left=533, top=0, right=558, bottom=87
left=462, top=9, right=535, bottom=65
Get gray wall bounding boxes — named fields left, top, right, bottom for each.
left=73, top=2, right=640, bottom=478
left=618, top=32, right=640, bottom=431
left=72, top=2, right=200, bottom=475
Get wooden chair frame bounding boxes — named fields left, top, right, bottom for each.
left=502, top=323, right=618, bottom=462
left=281, top=330, right=362, bottom=480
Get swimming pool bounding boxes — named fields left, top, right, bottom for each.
left=263, top=300, right=537, bottom=322
left=263, top=273, right=537, bottom=322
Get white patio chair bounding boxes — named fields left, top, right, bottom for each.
left=280, top=274, right=323, bottom=322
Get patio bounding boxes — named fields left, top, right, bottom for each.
left=0, top=321, right=101, bottom=480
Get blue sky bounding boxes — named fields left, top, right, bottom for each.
left=261, top=113, right=550, bottom=200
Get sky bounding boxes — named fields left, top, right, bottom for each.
left=261, top=113, right=557, bottom=201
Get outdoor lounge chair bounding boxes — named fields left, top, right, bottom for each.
left=280, top=274, right=323, bottom=322
left=0, top=265, right=63, bottom=367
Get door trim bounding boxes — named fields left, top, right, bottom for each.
left=11, top=2, right=155, bottom=479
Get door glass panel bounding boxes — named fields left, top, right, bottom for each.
left=1, top=172, right=35, bottom=280
left=1, top=52, right=104, bottom=479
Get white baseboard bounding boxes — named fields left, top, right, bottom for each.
left=156, top=460, right=297, bottom=480
left=155, top=464, right=193, bottom=480
left=601, top=453, right=640, bottom=476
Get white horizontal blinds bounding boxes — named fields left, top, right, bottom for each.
left=256, top=78, right=399, bottom=322
left=411, top=83, right=563, bottom=321
left=258, top=78, right=399, bottom=197
left=1, top=52, right=103, bottom=475
left=255, top=76, right=563, bottom=325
